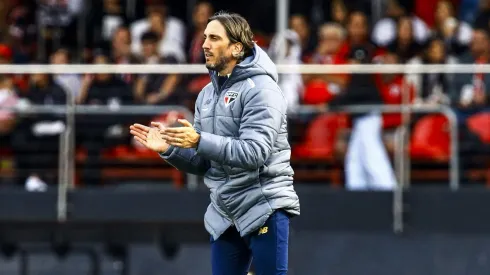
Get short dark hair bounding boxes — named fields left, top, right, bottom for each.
left=141, top=31, right=159, bottom=43
left=208, top=11, right=254, bottom=58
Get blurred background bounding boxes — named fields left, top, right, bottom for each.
left=0, top=0, right=490, bottom=274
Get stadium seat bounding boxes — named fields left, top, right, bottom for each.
left=466, top=112, right=490, bottom=144
left=409, top=114, right=450, bottom=162
left=293, top=113, right=349, bottom=160
left=291, top=114, right=348, bottom=186
left=96, top=111, right=189, bottom=188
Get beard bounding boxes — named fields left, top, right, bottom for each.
left=205, top=52, right=232, bottom=73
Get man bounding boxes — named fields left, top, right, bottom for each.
left=329, top=12, right=398, bottom=191
left=11, top=73, right=66, bottom=191
left=302, top=22, right=348, bottom=106
left=134, top=31, right=181, bottom=105
left=451, top=28, right=490, bottom=121
left=130, top=11, right=300, bottom=274
left=77, top=50, right=134, bottom=186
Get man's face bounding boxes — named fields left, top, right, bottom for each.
left=289, top=15, right=309, bottom=42
left=347, top=13, right=368, bottom=43
left=142, top=40, right=157, bottom=58
left=202, top=20, right=234, bottom=73
left=471, top=30, right=489, bottom=57
left=318, top=28, right=343, bottom=55
left=51, top=50, right=69, bottom=64
left=112, top=29, right=131, bottom=56
left=428, top=40, right=445, bottom=62
left=149, top=12, right=165, bottom=34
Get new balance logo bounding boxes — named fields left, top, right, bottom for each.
left=258, top=226, right=268, bottom=235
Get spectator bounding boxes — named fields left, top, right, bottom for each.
left=268, top=29, right=303, bottom=113
left=338, top=10, right=376, bottom=59
left=432, top=0, right=473, bottom=56
left=374, top=48, right=416, bottom=129
left=133, top=31, right=181, bottom=105
left=0, top=75, right=18, bottom=143
left=99, top=0, right=128, bottom=41
left=414, top=0, right=460, bottom=27
left=78, top=50, right=134, bottom=107
left=11, top=73, right=66, bottom=191
left=111, top=26, right=141, bottom=85
left=372, top=0, right=430, bottom=47
left=330, top=0, right=349, bottom=26
left=184, top=1, right=214, bottom=97
left=36, top=0, right=84, bottom=57
left=5, top=2, right=38, bottom=63
left=374, top=48, right=415, bottom=152
left=130, top=4, right=186, bottom=62
left=407, top=37, right=457, bottom=106
left=289, top=14, right=316, bottom=61
left=386, top=16, right=423, bottom=62
left=451, top=28, right=490, bottom=121
left=186, top=1, right=214, bottom=64
left=77, top=51, right=134, bottom=186
left=50, top=48, right=82, bottom=100
left=329, top=30, right=398, bottom=191
left=302, top=23, right=348, bottom=106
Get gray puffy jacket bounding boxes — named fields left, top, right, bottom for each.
left=161, top=44, right=300, bottom=240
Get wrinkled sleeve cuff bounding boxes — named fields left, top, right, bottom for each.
left=196, top=131, right=223, bottom=162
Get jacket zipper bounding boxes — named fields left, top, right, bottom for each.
left=211, top=82, right=234, bottom=225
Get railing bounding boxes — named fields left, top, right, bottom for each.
left=4, top=102, right=458, bottom=233
left=3, top=63, right=490, bottom=74
left=4, top=104, right=195, bottom=222
left=1, top=62, right=483, bottom=233
left=292, top=104, right=459, bottom=234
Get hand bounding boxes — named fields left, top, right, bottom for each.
left=161, top=119, right=200, bottom=148
left=129, top=122, right=170, bottom=153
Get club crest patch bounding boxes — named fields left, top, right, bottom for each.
left=224, top=91, right=239, bottom=107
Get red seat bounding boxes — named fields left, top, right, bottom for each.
left=467, top=112, right=490, bottom=144
left=409, top=114, right=450, bottom=161
left=293, top=113, right=348, bottom=160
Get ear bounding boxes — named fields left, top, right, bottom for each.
left=232, top=42, right=243, bottom=57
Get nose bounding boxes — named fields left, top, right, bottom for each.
left=202, top=38, right=210, bottom=50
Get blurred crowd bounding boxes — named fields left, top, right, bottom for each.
left=0, top=0, right=489, bottom=190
